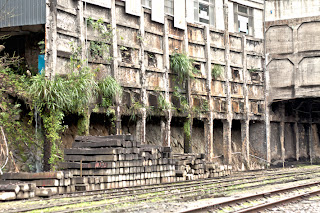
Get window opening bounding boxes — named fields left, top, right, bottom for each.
left=194, top=0, right=214, bottom=25
left=141, top=0, right=152, bottom=8
left=165, top=0, right=174, bottom=16
left=234, top=3, right=253, bottom=36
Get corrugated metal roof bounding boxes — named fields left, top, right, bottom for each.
left=0, top=0, right=46, bottom=28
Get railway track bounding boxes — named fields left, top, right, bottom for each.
left=3, top=166, right=320, bottom=213
left=181, top=181, right=320, bottom=213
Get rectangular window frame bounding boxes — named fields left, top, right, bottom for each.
left=141, top=0, right=152, bottom=9
left=164, top=0, right=174, bottom=16
left=193, top=0, right=214, bottom=26
left=234, top=3, right=254, bottom=36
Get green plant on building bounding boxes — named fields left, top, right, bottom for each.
left=0, top=17, right=123, bottom=171
left=157, top=93, right=172, bottom=111
left=212, top=64, right=223, bottom=79
left=248, top=66, right=258, bottom=73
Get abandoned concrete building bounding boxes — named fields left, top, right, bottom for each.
left=0, top=0, right=319, bottom=170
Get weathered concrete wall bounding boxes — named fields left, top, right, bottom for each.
left=284, top=123, right=295, bottom=160
left=170, top=125, right=184, bottom=154
left=212, top=119, right=224, bottom=163
left=192, top=119, right=205, bottom=153
left=270, top=122, right=281, bottom=161
left=266, top=2, right=320, bottom=165
left=249, top=121, right=266, bottom=156
left=42, top=0, right=266, bottom=169
left=266, top=0, right=320, bottom=21
left=145, top=117, right=162, bottom=146
left=266, top=16, right=320, bottom=102
left=299, top=124, right=309, bottom=159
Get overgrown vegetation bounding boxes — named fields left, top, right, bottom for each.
left=98, top=76, right=123, bottom=108
left=0, top=17, right=122, bottom=171
left=87, top=17, right=112, bottom=61
left=248, top=66, right=258, bottom=73
left=157, top=93, right=171, bottom=111
left=170, top=52, right=198, bottom=152
left=170, top=52, right=195, bottom=86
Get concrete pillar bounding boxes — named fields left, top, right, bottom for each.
left=111, top=0, right=118, bottom=78
left=138, top=7, right=147, bottom=144
left=241, top=120, right=250, bottom=168
left=204, top=25, right=213, bottom=161
left=241, top=34, right=250, bottom=169
left=184, top=117, right=193, bottom=153
left=263, top=0, right=271, bottom=164
left=205, top=112, right=214, bottom=161
left=163, top=17, right=172, bottom=147
left=294, top=112, right=299, bottom=161
left=110, top=0, right=122, bottom=135
left=223, top=2, right=232, bottom=164
left=77, top=1, right=85, bottom=61
left=183, top=13, right=192, bottom=153
left=115, top=105, right=122, bottom=135
left=223, top=119, right=232, bottom=164
left=160, top=118, right=166, bottom=146
left=309, top=122, right=313, bottom=164
left=45, top=0, right=58, bottom=78
left=279, top=103, right=285, bottom=167
left=164, top=111, right=172, bottom=147
left=311, top=124, right=319, bottom=164
left=292, top=26, right=299, bottom=97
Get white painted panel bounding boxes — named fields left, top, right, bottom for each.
left=239, top=15, right=248, bottom=33
left=125, top=0, right=141, bottom=16
left=253, top=9, right=263, bottom=39
left=186, top=0, right=194, bottom=23
left=215, top=0, right=224, bottom=30
left=152, top=0, right=164, bottom=24
left=83, top=0, right=111, bottom=8
left=174, top=0, right=186, bottom=30
left=228, top=1, right=234, bottom=32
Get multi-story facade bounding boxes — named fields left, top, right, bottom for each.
left=0, top=0, right=271, bottom=170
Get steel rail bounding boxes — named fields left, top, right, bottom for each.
left=180, top=181, right=320, bottom=213
left=42, top=172, right=320, bottom=213
left=233, top=189, right=320, bottom=213
left=5, top=170, right=320, bottom=213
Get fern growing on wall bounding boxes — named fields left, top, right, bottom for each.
left=98, top=76, right=123, bottom=108
left=170, top=52, right=194, bottom=85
